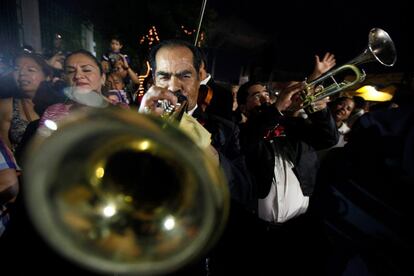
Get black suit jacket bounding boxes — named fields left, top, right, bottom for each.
left=192, top=107, right=253, bottom=205
left=241, top=106, right=338, bottom=205
left=199, top=78, right=234, bottom=121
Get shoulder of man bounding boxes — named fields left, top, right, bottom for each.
left=207, top=113, right=238, bottom=132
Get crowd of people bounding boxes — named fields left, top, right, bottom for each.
left=0, top=33, right=412, bottom=275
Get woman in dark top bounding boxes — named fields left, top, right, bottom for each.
left=0, top=52, right=52, bottom=151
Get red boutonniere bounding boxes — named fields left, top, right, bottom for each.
left=264, top=124, right=286, bottom=140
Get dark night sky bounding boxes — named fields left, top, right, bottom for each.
left=73, top=0, right=410, bottom=80
left=209, top=0, right=410, bottom=73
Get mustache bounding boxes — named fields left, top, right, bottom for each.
left=173, top=91, right=187, bottom=103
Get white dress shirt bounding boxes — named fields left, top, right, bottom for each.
left=200, top=74, right=211, bottom=85
left=258, top=155, right=309, bottom=223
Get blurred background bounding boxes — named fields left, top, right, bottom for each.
left=0, top=0, right=410, bottom=89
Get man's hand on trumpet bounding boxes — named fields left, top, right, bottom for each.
left=138, top=86, right=178, bottom=116
left=276, top=81, right=330, bottom=115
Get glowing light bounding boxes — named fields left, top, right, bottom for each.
left=356, top=85, right=393, bottom=101
left=163, top=216, right=175, bottom=231
left=139, top=26, right=160, bottom=49
left=139, top=140, right=150, bottom=150
left=197, top=31, right=206, bottom=47
left=124, top=195, right=133, bottom=203
left=137, top=61, right=151, bottom=98
left=102, top=204, right=116, bottom=217
left=44, top=119, right=58, bottom=131
left=95, top=167, right=105, bottom=178
left=181, top=25, right=196, bottom=35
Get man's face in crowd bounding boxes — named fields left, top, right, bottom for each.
left=154, top=45, right=201, bottom=111
left=244, top=84, right=270, bottom=114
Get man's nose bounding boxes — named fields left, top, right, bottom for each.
left=167, top=76, right=181, bottom=93
left=260, top=93, right=270, bottom=103
left=18, top=68, right=26, bottom=76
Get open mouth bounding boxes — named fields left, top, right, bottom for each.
left=18, top=80, right=31, bottom=86
left=336, top=110, right=346, bottom=117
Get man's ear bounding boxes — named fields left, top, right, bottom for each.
left=198, top=69, right=203, bottom=81
left=239, top=104, right=247, bottom=114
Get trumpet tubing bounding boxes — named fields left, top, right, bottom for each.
left=302, top=28, right=396, bottom=113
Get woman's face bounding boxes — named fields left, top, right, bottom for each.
left=64, top=53, right=104, bottom=92
left=13, top=57, right=47, bottom=95
left=106, top=74, right=125, bottom=90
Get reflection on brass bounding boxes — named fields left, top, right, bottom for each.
left=24, top=107, right=229, bottom=275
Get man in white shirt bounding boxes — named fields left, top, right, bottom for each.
left=237, top=80, right=338, bottom=274
left=238, top=81, right=337, bottom=221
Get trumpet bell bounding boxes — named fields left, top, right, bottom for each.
left=302, top=28, right=396, bottom=113
left=23, top=107, right=229, bottom=275
left=366, top=28, right=397, bottom=67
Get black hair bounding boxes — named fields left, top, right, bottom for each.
left=328, top=96, right=355, bottom=110
left=352, top=95, right=366, bottom=109
left=333, top=96, right=354, bottom=104
left=32, top=80, right=68, bottom=116
left=14, top=52, right=53, bottom=77
left=64, top=49, right=103, bottom=75
left=149, top=39, right=202, bottom=78
left=236, top=80, right=263, bottom=105
left=198, top=47, right=208, bottom=67
left=110, top=35, right=123, bottom=45
left=21, top=44, right=35, bottom=54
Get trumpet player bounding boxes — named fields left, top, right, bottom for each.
left=236, top=78, right=338, bottom=274
left=138, top=39, right=258, bottom=274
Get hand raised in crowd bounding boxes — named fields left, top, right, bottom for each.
left=47, top=52, right=65, bottom=70
left=309, top=52, right=336, bottom=81
left=101, top=60, right=110, bottom=73
left=119, top=54, right=130, bottom=70
left=115, top=54, right=141, bottom=85
left=138, top=86, right=178, bottom=116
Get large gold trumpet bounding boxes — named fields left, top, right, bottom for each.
left=23, top=105, right=229, bottom=275
left=302, top=28, right=396, bottom=112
